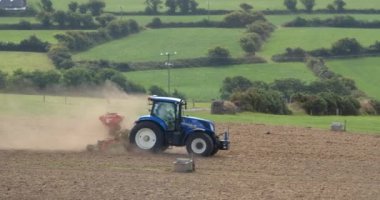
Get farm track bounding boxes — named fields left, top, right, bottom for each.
left=0, top=123, right=379, bottom=199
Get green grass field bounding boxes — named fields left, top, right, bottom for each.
left=327, top=57, right=380, bottom=100
left=27, top=0, right=380, bottom=12
left=0, top=30, right=68, bottom=43
left=74, top=28, right=245, bottom=62
left=191, top=111, right=380, bottom=134
left=0, top=52, right=54, bottom=72
left=260, top=27, right=380, bottom=59
left=125, top=62, right=316, bottom=101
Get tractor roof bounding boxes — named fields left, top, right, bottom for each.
left=148, top=96, right=185, bottom=104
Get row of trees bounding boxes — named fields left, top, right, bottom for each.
left=0, top=68, right=145, bottom=94
left=284, top=0, right=346, bottom=12
left=36, top=0, right=106, bottom=28
left=144, top=0, right=199, bottom=14
left=284, top=15, right=380, bottom=28
left=0, top=36, right=49, bottom=52
left=218, top=75, right=371, bottom=115
left=273, top=38, right=380, bottom=62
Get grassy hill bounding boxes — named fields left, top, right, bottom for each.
left=125, top=62, right=316, bottom=101
left=74, top=28, right=245, bottom=62
left=328, top=57, right=380, bottom=100
left=0, top=52, right=54, bottom=72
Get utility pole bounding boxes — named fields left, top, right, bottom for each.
left=160, top=51, right=177, bottom=94
left=207, top=0, right=210, bottom=21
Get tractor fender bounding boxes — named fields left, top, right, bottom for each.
left=135, top=115, right=168, bottom=131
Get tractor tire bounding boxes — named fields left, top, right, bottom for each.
left=129, top=122, right=164, bottom=153
left=210, top=145, right=219, bottom=156
left=186, top=132, right=215, bottom=157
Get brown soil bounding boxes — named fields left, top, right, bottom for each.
left=0, top=123, right=379, bottom=200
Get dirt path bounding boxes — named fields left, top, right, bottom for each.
left=1, top=123, right=379, bottom=199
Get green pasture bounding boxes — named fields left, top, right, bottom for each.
left=0, top=52, right=54, bottom=72
left=125, top=62, right=316, bottom=101
left=73, top=28, right=245, bottom=62
left=328, top=57, right=380, bottom=100
left=260, top=27, right=380, bottom=59
left=191, top=111, right=380, bottom=134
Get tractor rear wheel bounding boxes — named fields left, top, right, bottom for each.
left=186, top=132, right=214, bottom=157
left=129, top=122, right=164, bottom=153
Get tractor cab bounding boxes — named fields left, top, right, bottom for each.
left=129, top=96, right=230, bottom=157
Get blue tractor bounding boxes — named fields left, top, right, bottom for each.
left=128, top=96, right=230, bottom=156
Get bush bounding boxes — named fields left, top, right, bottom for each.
left=220, top=76, right=252, bottom=99
left=331, top=38, right=362, bottom=55
left=208, top=46, right=231, bottom=65
left=48, top=45, right=75, bottom=69
left=240, top=32, right=262, bottom=55
left=18, top=20, right=32, bottom=30
left=222, top=11, right=265, bottom=28
left=231, top=88, right=291, bottom=115
left=147, top=17, right=162, bottom=28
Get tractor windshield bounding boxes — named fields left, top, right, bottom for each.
left=152, top=102, right=176, bottom=130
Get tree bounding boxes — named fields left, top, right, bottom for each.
left=63, top=68, right=94, bottom=87
left=333, top=0, right=346, bottom=11
left=165, top=0, right=177, bottom=14
left=78, top=4, right=88, bottom=14
left=149, top=85, right=169, bottom=96
left=240, top=33, right=262, bottom=55
left=177, top=0, right=190, bottom=14
left=145, top=0, right=162, bottom=14
left=68, top=1, right=78, bottom=12
left=39, top=0, right=54, bottom=12
left=271, top=78, right=306, bottom=102
left=37, top=11, right=53, bottom=27
left=95, top=13, right=116, bottom=27
left=220, top=76, right=252, bottom=99
left=208, top=46, right=231, bottom=65
left=29, top=70, right=61, bottom=89
left=52, top=10, right=67, bottom=27
left=189, top=0, right=198, bottom=13
left=331, top=38, right=362, bottom=55
left=303, top=95, right=327, bottom=115
left=87, top=0, right=106, bottom=16
left=300, top=0, right=315, bottom=12
left=240, top=3, right=253, bottom=12
left=284, top=0, right=297, bottom=11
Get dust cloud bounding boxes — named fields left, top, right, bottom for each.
left=0, top=82, right=148, bottom=151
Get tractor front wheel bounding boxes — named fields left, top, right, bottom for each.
left=186, top=132, right=215, bottom=157
left=129, top=122, right=164, bottom=153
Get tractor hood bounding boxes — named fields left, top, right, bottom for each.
left=181, top=116, right=215, bottom=133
